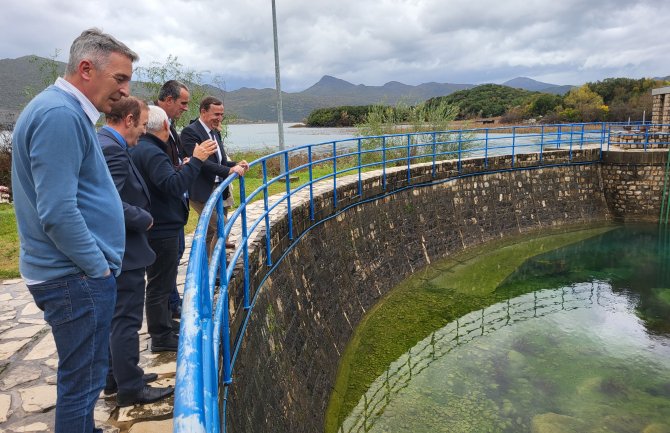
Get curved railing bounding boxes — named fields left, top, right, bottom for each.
left=173, top=122, right=667, bottom=432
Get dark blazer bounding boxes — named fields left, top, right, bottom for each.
left=129, top=132, right=204, bottom=239
left=98, top=127, right=156, bottom=271
left=180, top=120, right=236, bottom=203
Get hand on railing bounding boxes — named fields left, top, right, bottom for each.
left=237, top=160, right=250, bottom=173
left=230, top=165, right=246, bottom=177
left=192, top=139, right=218, bottom=162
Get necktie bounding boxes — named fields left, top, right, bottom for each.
left=210, top=130, right=222, bottom=163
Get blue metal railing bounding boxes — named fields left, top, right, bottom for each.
left=173, top=122, right=669, bottom=433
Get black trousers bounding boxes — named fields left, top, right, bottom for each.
left=146, top=236, right=179, bottom=343
left=108, top=267, right=146, bottom=394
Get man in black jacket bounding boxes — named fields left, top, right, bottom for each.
left=130, top=105, right=216, bottom=352
left=181, top=96, right=248, bottom=255
left=98, top=97, right=174, bottom=406
left=155, top=80, right=190, bottom=319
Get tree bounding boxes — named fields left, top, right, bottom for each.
left=355, top=101, right=460, bottom=165
left=24, top=49, right=64, bottom=102
left=427, top=84, right=537, bottom=120
left=562, top=85, right=607, bottom=122
left=134, top=55, right=227, bottom=130
left=528, top=94, right=562, bottom=117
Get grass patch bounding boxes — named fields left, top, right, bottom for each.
left=0, top=203, right=20, bottom=279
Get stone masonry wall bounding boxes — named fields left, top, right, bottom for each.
left=601, top=150, right=669, bottom=221
left=223, top=148, right=622, bottom=432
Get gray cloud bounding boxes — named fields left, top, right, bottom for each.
left=1, top=0, right=668, bottom=91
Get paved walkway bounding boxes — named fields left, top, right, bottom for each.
left=0, top=239, right=192, bottom=433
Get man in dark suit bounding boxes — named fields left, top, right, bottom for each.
left=155, top=80, right=190, bottom=319
left=180, top=96, right=248, bottom=255
left=130, top=105, right=217, bottom=352
left=155, top=80, right=190, bottom=166
left=98, top=97, right=174, bottom=407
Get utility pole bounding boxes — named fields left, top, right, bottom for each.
left=271, top=0, right=286, bottom=174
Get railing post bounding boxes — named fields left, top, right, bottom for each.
left=512, top=126, right=516, bottom=168
left=240, top=175, right=250, bottom=310
left=569, top=126, right=574, bottom=162
left=458, top=130, right=462, bottom=173
left=308, top=146, right=314, bottom=221
left=580, top=124, right=585, bottom=150
left=382, top=137, right=387, bottom=191
left=284, top=152, right=293, bottom=241
left=332, top=141, right=338, bottom=208
left=216, top=198, right=226, bottom=296
left=431, top=132, right=437, bottom=178
left=262, top=160, right=272, bottom=267
left=557, top=124, right=562, bottom=149
left=539, top=125, right=545, bottom=164
left=203, top=318, right=217, bottom=433
left=221, top=282, right=232, bottom=384
left=357, top=138, right=363, bottom=196
left=484, top=128, right=489, bottom=169
left=406, top=134, right=412, bottom=184
left=644, top=126, right=649, bottom=151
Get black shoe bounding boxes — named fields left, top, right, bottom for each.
left=103, top=373, right=159, bottom=396
left=150, top=335, right=179, bottom=352
left=116, top=385, right=174, bottom=407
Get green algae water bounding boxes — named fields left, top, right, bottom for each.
left=327, top=225, right=670, bottom=433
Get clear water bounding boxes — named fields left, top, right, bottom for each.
left=225, top=123, right=357, bottom=151
left=337, top=225, right=670, bottom=433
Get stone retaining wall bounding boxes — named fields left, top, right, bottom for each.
left=223, top=148, right=666, bottom=432
left=601, top=150, right=669, bottom=221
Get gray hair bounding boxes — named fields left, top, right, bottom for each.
left=146, top=105, right=169, bottom=133
left=158, top=80, right=189, bottom=101
left=66, top=28, right=139, bottom=76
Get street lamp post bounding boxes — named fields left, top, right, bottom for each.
left=271, top=0, right=286, bottom=174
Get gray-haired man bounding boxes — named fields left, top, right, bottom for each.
left=12, top=28, right=137, bottom=432
left=130, top=106, right=216, bottom=352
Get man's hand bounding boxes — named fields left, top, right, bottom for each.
left=192, top=139, right=218, bottom=161
left=238, top=160, right=250, bottom=173
left=230, top=165, right=246, bottom=176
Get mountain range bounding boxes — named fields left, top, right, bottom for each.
left=0, top=55, right=573, bottom=125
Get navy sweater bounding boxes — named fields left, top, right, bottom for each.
left=130, top=133, right=203, bottom=239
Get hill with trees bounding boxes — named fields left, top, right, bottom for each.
left=305, top=77, right=669, bottom=127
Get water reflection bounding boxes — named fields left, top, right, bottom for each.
left=340, top=226, right=670, bottom=433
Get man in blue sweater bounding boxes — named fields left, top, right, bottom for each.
left=11, top=29, right=137, bottom=433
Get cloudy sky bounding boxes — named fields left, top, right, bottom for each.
left=1, top=0, right=669, bottom=92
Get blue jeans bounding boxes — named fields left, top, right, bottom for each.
left=28, top=273, right=116, bottom=433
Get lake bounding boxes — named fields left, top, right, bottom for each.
left=225, top=123, right=358, bottom=152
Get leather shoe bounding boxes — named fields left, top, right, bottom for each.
left=225, top=242, right=236, bottom=249
left=104, top=373, right=159, bottom=396
left=151, top=335, right=179, bottom=352
left=117, top=385, right=174, bottom=407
